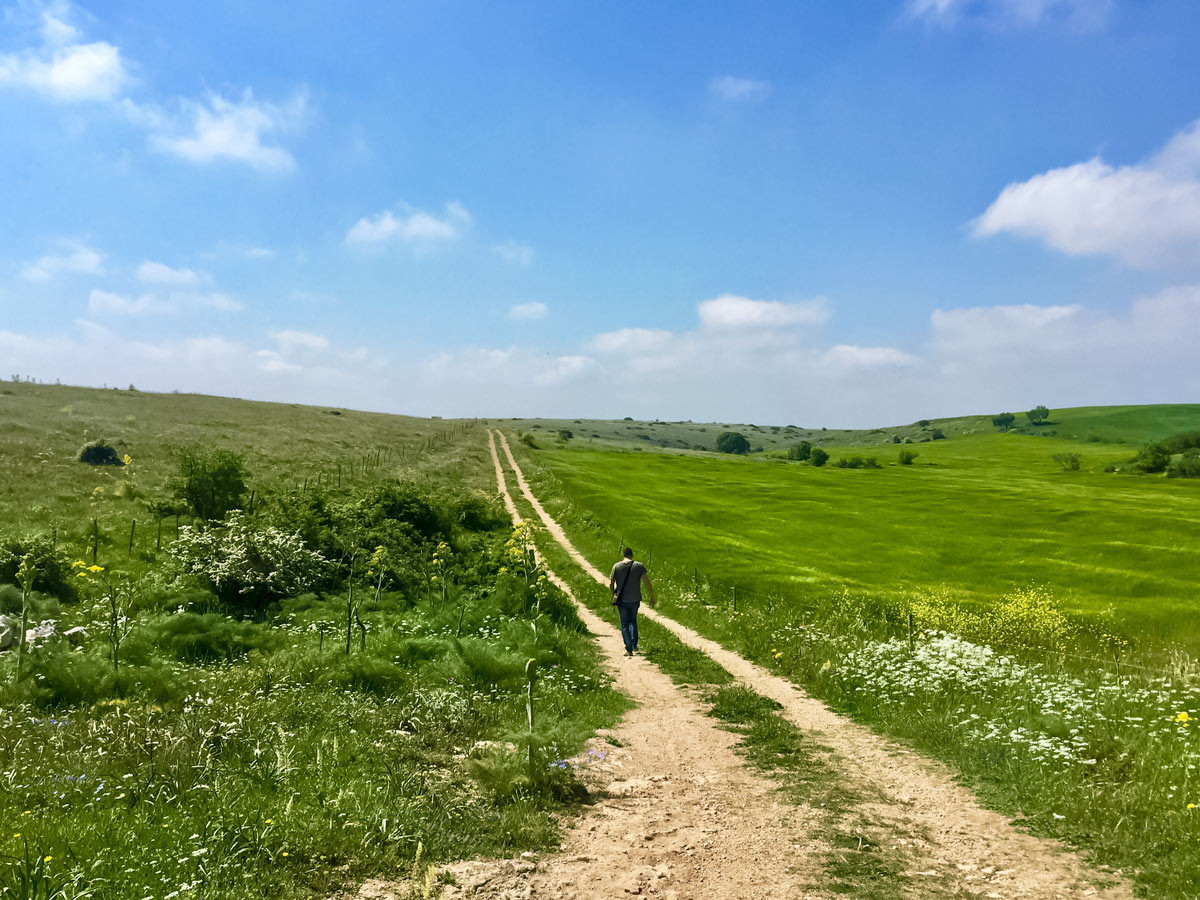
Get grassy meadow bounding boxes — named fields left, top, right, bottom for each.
left=515, top=404, right=1200, bottom=651
left=502, top=406, right=1200, bottom=898
left=0, top=383, right=625, bottom=899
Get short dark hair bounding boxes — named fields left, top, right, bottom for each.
left=623, top=547, right=633, bottom=559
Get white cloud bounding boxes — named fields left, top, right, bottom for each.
left=493, top=240, right=535, bottom=265
left=138, top=261, right=201, bottom=285
left=0, top=3, right=308, bottom=173
left=411, top=286, right=1197, bottom=424
left=149, top=90, right=308, bottom=173
left=0, top=2, right=128, bottom=103
left=270, top=329, right=329, bottom=354
left=346, top=202, right=472, bottom=246
left=21, top=243, right=104, bottom=280
left=87, top=288, right=241, bottom=316
left=88, top=289, right=159, bottom=315
left=974, top=120, right=1200, bottom=268
left=590, top=328, right=674, bottom=354
left=508, top=301, right=548, bottom=321
left=697, top=294, right=828, bottom=330
left=821, top=345, right=918, bottom=368
left=0, top=319, right=384, bottom=404
left=908, top=0, right=1111, bottom=26
left=709, top=76, right=771, bottom=104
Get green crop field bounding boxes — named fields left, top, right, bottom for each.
left=517, top=404, right=1200, bottom=652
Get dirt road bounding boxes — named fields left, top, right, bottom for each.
left=350, top=433, right=1132, bottom=899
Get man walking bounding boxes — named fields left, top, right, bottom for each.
left=610, top=547, right=655, bottom=656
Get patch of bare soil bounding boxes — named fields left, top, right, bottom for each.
left=492, top=430, right=1134, bottom=900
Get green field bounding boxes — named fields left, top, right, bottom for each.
left=519, top=404, right=1200, bottom=652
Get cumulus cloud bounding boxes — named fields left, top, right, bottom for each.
left=346, top=202, right=472, bottom=246
left=406, top=285, right=1198, bottom=424
left=0, top=319, right=385, bottom=405
left=974, top=119, right=1200, bottom=268
left=493, top=240, right=534, bottom=266
left=87, top=288, right=240, bottom=316
left=21, top=243, right=104, bottom=280
left=149, top=90, right=308, bottom=173
left=0, top=3, right=128, bottom=102
left=138, top=261, right=201, bottom=285
left=590, top=328, right=673, bottom=354
left=709, top=76, right=771, bottom=104
left=821, top=345, right=918, bottom=368
left=508, top=301, right=548, bottom=321
left=697, top=294, right=828, bottom=330
left=908, top=0, right=1111, bottom=26
left=269, top=329, right=329, bottom=354
left=0, top=3, right=308, bottom=173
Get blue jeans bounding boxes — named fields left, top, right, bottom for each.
left=617, top=602, right=640, bottom=653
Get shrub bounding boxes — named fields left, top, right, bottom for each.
left=930, top=428, right=946, bottom=440
left=715, top=432, right=750, bottom=455
left=520, top=433, right=538, bottom=449
left=147, top=612, right=279, bottom=662
left=170, top=512, right=331, bottom=610
left=1134, top=443, right=1170, bottom=474
left=991, top=412, right=1016, bottom=430
left=79, top=440, right=123, bottom=466
left=898, top=449, right=918, bottom=465
left=809, top=448, right=829, bottom=467
left=786, top=441, right=812, bottom=461
left=1053, top=452, right=1081, bottom=472
left=1168, top=448, right=1200, bottom=479
left=834, top=456, right=880, bottom=469
left=170, top=445, right=247, bottom=521
left=452, top=493, right=508, bottom=532
left=1027, top=404, right=1050, bottom=425
left=917, top=419, right=930, bottom=428
left=557, top=429, right=573, bottom=440
left=20, top=643, right=113, bottom=707
left=358, top=481, right=446, bottom=541
left=1163, top=431, right=1200, bottom=454
left=0, top=534, right=76, bottom=601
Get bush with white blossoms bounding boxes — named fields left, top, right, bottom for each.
left=171, top=512, right=330, bottom=607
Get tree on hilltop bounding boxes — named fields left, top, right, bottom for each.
left=992, top=412, right=1016, bottom=430
left=715, top=432, right=751, bottom=455
left=1027, top=405, right=1051, bottom=425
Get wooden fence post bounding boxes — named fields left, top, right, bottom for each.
left=128, top=519, right=136, bottom=556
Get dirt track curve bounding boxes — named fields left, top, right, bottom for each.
left=349, top=431, right=1133, bottom=900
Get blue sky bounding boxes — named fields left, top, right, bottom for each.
left=2, top=0, right=1198, bottom=426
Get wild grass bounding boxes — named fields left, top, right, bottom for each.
left=0, top=385, right=627, bottom=899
